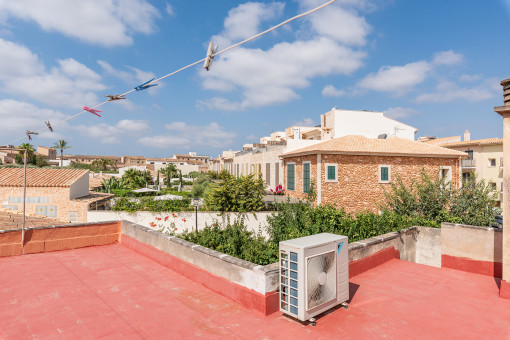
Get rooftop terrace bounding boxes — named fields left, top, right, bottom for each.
left=1, top=241, right=509, bottom=339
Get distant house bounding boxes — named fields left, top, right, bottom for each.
left=440, top=137, right=503, bottom=206
left=0, top=168, right=113, bottom=222
left=280, top=135, right=467, bottom=213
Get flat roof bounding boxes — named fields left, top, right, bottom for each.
left=1, top=244, right=509, bottom=338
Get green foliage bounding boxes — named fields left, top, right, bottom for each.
left=207, top=170, right=222, bottom=180
left=179, top=217, right=278, bottom=265
left=159, top=164, right=178, bottom=187
left=172, top=203, right=437, bottom=265
left=449, top=174, right=498, bottom=226
left=111, top=196, right=192, bottom=212
left=191, top=173, right=212, bottom=198
left=122, top=168, right=152, bottom=189
left=34, top=155, right=49, bottom=167
left=205, top=171, right=265, bottom=212
left=53, top=139, right=71, bottom=166
left=382, top=171, right=497, bottom=226
left=91, top=158, right=117, bottom=171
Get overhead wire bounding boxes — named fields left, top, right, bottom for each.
left=8, top=0, right=337, bottom=145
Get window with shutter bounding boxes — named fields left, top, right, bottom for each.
left=287, top=163, right=295, bottom=191
left=303, top=162, right=310, bottom=193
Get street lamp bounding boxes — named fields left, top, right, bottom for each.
left=193, top=196, right=199, bottom=233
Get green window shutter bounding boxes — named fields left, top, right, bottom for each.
left=287, top=164, right=295, bottom=191
left=303, top=163, right=310, bottom=193
left=327, top=166, right=336, bottom=181
left=381, top=167, right=389, bottom=181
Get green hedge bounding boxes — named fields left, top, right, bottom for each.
left=173, top=203, right=437, bottom=265
left=112, top=197, right=193, bottom=212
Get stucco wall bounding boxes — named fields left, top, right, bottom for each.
left=0, top=186, right=89, bottom=222
left=88, top=210, right=272, bottom=236
left=442, top=223, right=502, bottom=263
left=69, top=172, right=89, bottom=199
left=284, top=154, right=460, bottom=213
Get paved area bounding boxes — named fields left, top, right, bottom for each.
left=1, top=244, right=510, bottom=339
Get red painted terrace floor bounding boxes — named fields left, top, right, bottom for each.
left=1, top=244, right=510, bottom=340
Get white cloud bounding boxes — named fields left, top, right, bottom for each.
left=0, top=38, right=106, bottom=109
left=0, top=100, right=69, bottom=140
left=416, top=79, right=499, bottom=103
left=293, top=118, right=316, bottom=126
left=357, top=61, right=431, bottom=95
left=97, top=60, right=155, bottom=85
left=459, top=74, right=481, bottom=82
left=432, top=50, right=463, bottom=66
left=213, top=2, right=285, bottom=46
left=199, top=1, right=367, bottom=111
left=200, top=38, right=365, bottom=110
left=166, top=3, right=175, bottom=16
left=383, top=107, right=418, bottom=120
left=322, top=84, right=346, bottom=97
left=302, top=2, right=370, bottom=46
left=138, top=122, right=236, bottom=148
left=0, top=0, right=160, bottom=47
left=73, top=119, right=150, bottom=144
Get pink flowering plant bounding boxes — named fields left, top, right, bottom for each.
left=270, top=184, right=285, bottom=196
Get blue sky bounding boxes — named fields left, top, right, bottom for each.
left=0, top=0, right=509, bottom=158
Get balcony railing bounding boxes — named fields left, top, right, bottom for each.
left=462, top=159, right=476, bottom=167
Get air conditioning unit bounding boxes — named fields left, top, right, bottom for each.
left=279, top=233, right=349, bottom=323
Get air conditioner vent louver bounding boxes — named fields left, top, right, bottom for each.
left=307, top=251, right=336, bottom=310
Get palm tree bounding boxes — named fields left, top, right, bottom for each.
left=53, top=140, right=71, bottom=167
left=159, top=164, right=178, bottom=187
left=122, top=168, right=152, bottom=189
left=92, top=158, right=118, bottom=171
left=17, top=143, right=35, bottom=164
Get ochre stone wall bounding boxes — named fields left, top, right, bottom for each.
left=284, top=154, right=460, bottom=213
left=0, top=186, right=89, bottom=222
left=282, top=155, right=317, bottom=201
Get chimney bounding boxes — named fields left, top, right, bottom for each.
left=464, top=129, right=470, bottom=142
left=502, top=78, right=510, bottom=106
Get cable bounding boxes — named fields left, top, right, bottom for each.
left=8, top=0, right=337, bottom=145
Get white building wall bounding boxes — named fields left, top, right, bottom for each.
left=69, top=172, right=90, bottom=199
left=322, top=109, right=417, bottom=140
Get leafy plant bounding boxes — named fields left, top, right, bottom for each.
left=53, top=139, right=71, bottom=167
left=270, top=184, right=285, bottom=195
left=205, top=171, right=265, bottom=212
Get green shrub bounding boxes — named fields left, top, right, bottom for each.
left=205, top=171, right=265, bottom=212
left=170, top=203, right=437, bottom=266
left=111, top=197, right=192, bottom=212
left=382, top=171, right=497, bottom=226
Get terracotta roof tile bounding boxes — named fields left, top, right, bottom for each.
left=0, top=168, right=88, bottom=187
left=439, top=138, right=502, bottom=148
left=281, top=135, right=468, bottom=158
left=419, top=136, right=461, bottom=144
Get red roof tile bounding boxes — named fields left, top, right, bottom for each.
left=0, top=168, right=88, bottom=187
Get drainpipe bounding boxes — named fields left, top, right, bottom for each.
left=494, top=78, right=510, bottom=299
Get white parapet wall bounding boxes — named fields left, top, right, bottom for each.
left=88, top=210, right=272, bottom=236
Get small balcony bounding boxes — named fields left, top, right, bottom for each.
left=462, top=159, right=476, bottom=168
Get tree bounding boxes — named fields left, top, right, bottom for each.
left=16, top=143, right=35, bottom=165
left=91, top=158, right=117, bottom=171
left=122, top=168, right=152, bottom=189
left=159, top=164, right=178, bottom=187
left=53, top=140, right=71, bottom=167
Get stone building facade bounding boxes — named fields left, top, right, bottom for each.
left=281, top=135, right=466, bottom=213
left=0, top=168, right=112, bottom=223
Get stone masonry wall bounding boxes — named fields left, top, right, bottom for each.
left=285, top=154, right=459, bottom=213
left=282, top=154, right=317, bottom=201
left=0, top=187, right=89, bottom=223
